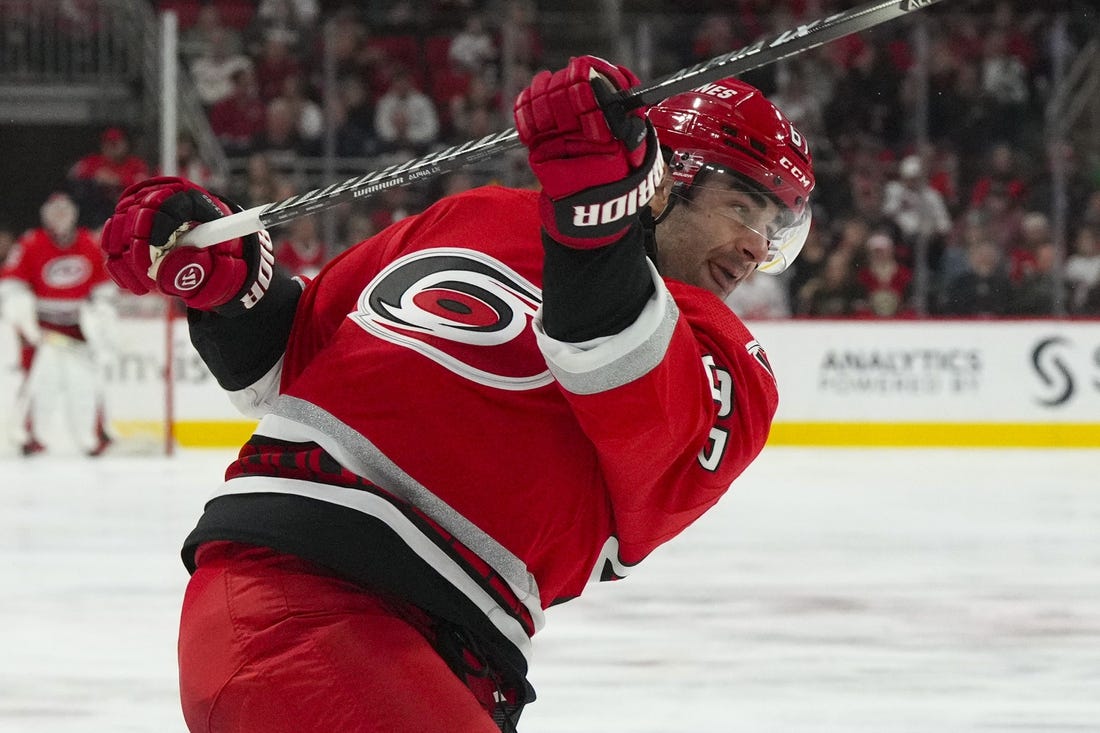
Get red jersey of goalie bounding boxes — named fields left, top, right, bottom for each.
left=0, top=192, right=115, bottom=456
left=99, top=57, right=815, bottom=733
left=1, top=196, right=111, bottom=340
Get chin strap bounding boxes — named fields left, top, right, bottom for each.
left=644, top=183, right=683, bottom=268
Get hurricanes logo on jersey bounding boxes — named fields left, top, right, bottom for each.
left=42, top=256, right=91, bottom=288
left=351, top=248, right=552, bottom=390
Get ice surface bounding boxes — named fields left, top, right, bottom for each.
left=2, top=447, right=1098, bottom=732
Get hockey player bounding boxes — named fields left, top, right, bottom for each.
left=0, top=193, right=116, bottom=456
left=98, top=57, right=814, bottom=732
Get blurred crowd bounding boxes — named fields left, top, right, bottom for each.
left=3, top=0, right=1099, bottom=319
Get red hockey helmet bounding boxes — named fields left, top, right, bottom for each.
left=648, top=78, right=815, bottom=273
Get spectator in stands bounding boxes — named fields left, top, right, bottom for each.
left=945, top=12, right=985, bottom=67
left=158, top=132, right=224, bottom=194
left=929, top=59, right=991, bottom=161
left=940, top=240, right=1013, bottom=317
left=250, top=0, right=320, bottom=53
left=368, top=186, right=419, bottom=233
left=499, top=0, right=542, bottom=68
left=784, top=223, right=828, bottom=309
left=980, top=29, right=1032, bottom=142
left=326, top=8, right=370, bottom=80
left=691, top=13, right=739, bottom=65
left=725, top=269, right=791, bottom=320
left=253, top=29, right=303, bottom=103
left=378, top=0, right=419, bottom=31
left=440, top=171, right=476, bottom=197
left=825, top=41, right=904, bottom=151
left=832, top=214, right=873, bottom=261
left=208, top=67, right=268, bottom=157
left=839, top=140, right=890, bottom=225
left=770, top=60, right=827, bottom=143
left=857, top=231, right=913, bottom=318
left=449, top=74, right=500, bottom=142
left=966, top=184, right=1025, bottom=256
left=969, top=142, right=1027, bottom=210
left=254, top=97, right=307, bottom=170
left=1006, top=211, right=1051, bottom=285
left=341, top=209, right=377, bottom=251
left=274, top=216, right=326, bottom=278
left=374, top=67, right=441, bottom=156
left=231, top=152, right=281, bottom=209
left=190, top=26, right=254, bottom=107
left=180, top=4, right=243, bottom=62
left=1065, top=223, right=1100, bottom=315
left=1013, top=242, right=1057, bottom=316
left=1083, top=284, right=1100, bottom=316
left=937, top=210, right=987, bottom=301
left=796, top=250, right=867, bottom=317
left=988, top=0, right=1039, bottom=69
left=1027, top=141, right=1095, bottom=218
left=925, top=144, right=961, bottom=213
left=881, top=154, right=952, bottom=257
left=277, top=72, right=325, bottom=156
left=1083, top=190, right=1100, bottom=230
left=67, top=127, right=149, bottom=230
left=329, top=74, right=378, bottom=157
left=448, top=14, right=497, bottom=76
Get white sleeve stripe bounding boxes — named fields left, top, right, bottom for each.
left=533, top=261, right=679, bottom=395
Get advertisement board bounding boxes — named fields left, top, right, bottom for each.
left=751, top=320, right=1100, bottom=446
left=2, top=319, right=1098, bottom=448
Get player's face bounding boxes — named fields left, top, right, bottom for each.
left=655, top=178, right=780, bottom=300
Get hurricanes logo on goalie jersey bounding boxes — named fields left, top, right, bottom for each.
left=352, top=248, right=553, bottom=390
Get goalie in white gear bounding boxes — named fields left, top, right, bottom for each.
left=0, top=192, right=117, bottom=456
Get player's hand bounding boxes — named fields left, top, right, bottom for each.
left=514, top=56, right=662, bottom=248
left=101, top=177, right=273, bottom=314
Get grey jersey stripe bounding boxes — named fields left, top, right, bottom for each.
left=240, top=402, right=545, bottom=631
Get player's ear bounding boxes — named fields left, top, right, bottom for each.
left=648, top=169, right=675, bottom=220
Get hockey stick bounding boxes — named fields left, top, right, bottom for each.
left=184, top=0, right=946, bottom=247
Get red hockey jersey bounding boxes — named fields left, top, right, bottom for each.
left=183, top=185, right=778, bottom=680
left=0, top=227, right=111, bottom=330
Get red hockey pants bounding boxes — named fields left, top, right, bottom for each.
left=178, top=541, right=501, bottom=733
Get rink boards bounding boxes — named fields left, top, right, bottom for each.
left=2, top=318, right=1098, bottom=448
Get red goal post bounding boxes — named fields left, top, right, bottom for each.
left=105, top=292, right=178, bottom=455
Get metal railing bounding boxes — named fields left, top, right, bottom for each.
left=0, top=0, right=140, bottom=82
left=0, top=0, right=228, bottom=184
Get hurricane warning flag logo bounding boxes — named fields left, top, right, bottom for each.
left=351, top=248, right=552, bottom=390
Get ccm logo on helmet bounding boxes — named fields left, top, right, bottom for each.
left=780, top=156, right=811, bottom=190
left=572, top=154, right=665, bottom=228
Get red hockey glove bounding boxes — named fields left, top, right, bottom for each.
left=101, top=177, right=274, bottom=315
left=514, top=55, right=663, bottom=249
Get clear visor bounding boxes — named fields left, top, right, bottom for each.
left=673, top=162, right=813, bottom=275
left=755, top=207, right=811, bottom=275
